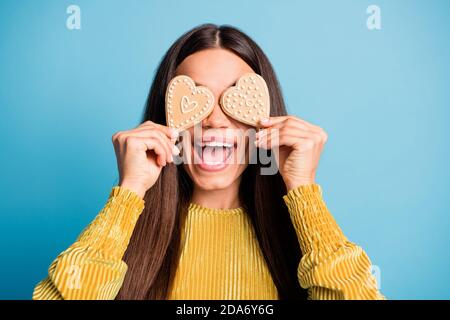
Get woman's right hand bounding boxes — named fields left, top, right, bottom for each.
left=112, top=121, right=180, bottom=198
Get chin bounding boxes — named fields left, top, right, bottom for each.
left=184, top=163, right=246, bottom=191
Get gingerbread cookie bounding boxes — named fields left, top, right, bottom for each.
left=220, top=73, right=270, bottom=126
left=165, top=73, right=270, bottom=130
left=165, top=75, right=215, bottom=131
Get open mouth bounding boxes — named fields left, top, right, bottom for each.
left=193, top=139, right=237, bottom=171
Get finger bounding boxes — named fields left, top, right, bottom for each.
left=136, top=129, right=180, bottom=160
left=128, top=136, right=168, bottom=166
left=258, top=116, right=323, bottom=133
left=255, top=127, right=316, bottom=146
left=275, top=127, right=326, bottom=146
left=258, top=116, right=288, bottom=127
left=255, top=126, right=315, bottom=144
left=256, top=121, right=325, bottom=144
left=144, top=137, right=168, bottom=167
left=152, top=122, right=179, bottom=140
left=138, top=121, right=179, bottom=140
left=147, top=130, right=176, bottom=163
left=126, top=129, right=176, bottom=163
left=256, top=133, right=316, bottom=152
left=256, top=123, right=310, bottom=140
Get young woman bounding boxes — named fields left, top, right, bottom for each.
left=33, top=24, right=384, bottom=300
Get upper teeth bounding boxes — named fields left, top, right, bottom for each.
left=198, top=141, right=233, bottom=148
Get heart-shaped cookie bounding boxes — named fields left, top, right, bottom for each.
left=220, top=73, right=270, bottom=126
left=165, top=75, right=215, bottom=131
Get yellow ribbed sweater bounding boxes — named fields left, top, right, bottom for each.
left=32, top=184, right=384, bottom=300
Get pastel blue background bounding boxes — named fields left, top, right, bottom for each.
left=0, top=0, right=449, bottom=300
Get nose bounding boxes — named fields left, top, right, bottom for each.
left=202, top=103, right=230, bottom=129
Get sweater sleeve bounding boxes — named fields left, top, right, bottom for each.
left=32, top=186, right=145, bottom=300
left=283, top=184, right=385, bottom=300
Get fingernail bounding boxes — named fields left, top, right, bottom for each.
left=170, top=129, right=179, bottom=139
left=172, top=145, right=180, bottom=155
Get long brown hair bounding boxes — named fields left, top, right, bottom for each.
left=116, top=24, right=307, bottom=300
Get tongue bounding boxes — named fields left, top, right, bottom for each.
left=202, top=146, right=226, bottom=163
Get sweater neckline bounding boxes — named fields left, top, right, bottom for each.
left=188, top=202, right=245, bottom=215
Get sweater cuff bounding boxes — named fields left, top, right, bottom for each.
left=283, top=184, right=347, bottom=255
left=76, top=186, right=145, bottom=259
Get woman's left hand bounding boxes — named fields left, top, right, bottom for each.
left=255, top=116, right=328, bottom=190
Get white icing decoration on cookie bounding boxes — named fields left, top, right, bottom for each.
left=181, top=96, right=198, bottom=114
